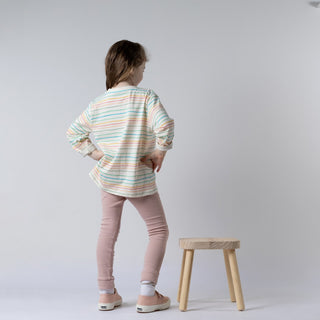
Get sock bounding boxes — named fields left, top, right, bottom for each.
left=140, top=280, right=155, bottom=296
left=99, top=288, right=114, bottom=294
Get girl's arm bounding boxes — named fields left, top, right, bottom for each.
left=66, top=102, right=98, bottom=157
left=88, top=149, right=104, bottom=161
left=146, top=89, right=175, bottom=151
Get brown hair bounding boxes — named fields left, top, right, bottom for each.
left=105, top=40, right=148, bottom=90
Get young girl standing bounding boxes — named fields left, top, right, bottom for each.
left=66, top=40, right=174, bottom=313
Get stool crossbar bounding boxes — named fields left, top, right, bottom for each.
left=177, top=237, right=245, bottom=311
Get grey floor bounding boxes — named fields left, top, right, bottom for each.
left=1, top=286, right=319, bottom=320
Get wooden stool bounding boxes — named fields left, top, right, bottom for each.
left=177, top=237, right=245, bottom=312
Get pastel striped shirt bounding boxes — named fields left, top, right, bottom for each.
left=66, top=85, right=174, bottom=197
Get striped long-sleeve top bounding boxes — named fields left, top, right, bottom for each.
left=66, top=85, right=174, bottom=197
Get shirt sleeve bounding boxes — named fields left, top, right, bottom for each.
left=146, top=89, right=175, bottom=151
left=66, top=102, right=98, bottom=157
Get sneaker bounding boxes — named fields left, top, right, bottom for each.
left=136, top=290, right=170, bottom=313
left=98, top=288, right=122, bottom=311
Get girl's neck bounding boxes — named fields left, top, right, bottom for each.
left=112, top=81, right=135, bottom=89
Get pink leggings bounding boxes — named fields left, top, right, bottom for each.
left=96, top=189, right=169, bottom=290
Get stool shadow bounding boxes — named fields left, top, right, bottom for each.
left=175, top=297, right=266, bottom=312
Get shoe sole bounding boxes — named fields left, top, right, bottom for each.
left=98, top=298, right=122, bottom=311
left=136, top=298, right=170, bottom=313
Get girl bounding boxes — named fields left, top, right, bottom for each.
left=66, top=40, right=174, bottom=313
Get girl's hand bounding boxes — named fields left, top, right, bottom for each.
left=88, top=149, right=104, bottom=161
left=140, top=149, right=167, bottom=172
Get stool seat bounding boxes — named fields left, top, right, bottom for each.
left=180, top=237, right=240, bottom=250
left=178, top=237, right=245, bottom=312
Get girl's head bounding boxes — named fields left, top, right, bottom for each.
left=105, top=40, right=149, bottom=90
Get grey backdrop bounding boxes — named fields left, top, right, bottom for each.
left=1, top=0, right=319, bottom=318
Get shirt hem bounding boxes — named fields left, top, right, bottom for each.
left=89, top=171, right=158, bottom=198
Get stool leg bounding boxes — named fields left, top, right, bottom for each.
left=223, top=249, right=236, bottom=302
left=227, top=249, right=245, bottom=311
left=179, top=249, right=194, bottom=311
left=177, top=249, right=186, bottom=302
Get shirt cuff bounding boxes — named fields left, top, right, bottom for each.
left=155, top=142, right=173, bottom=151
left=80, top=144, right=97, bottom=157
